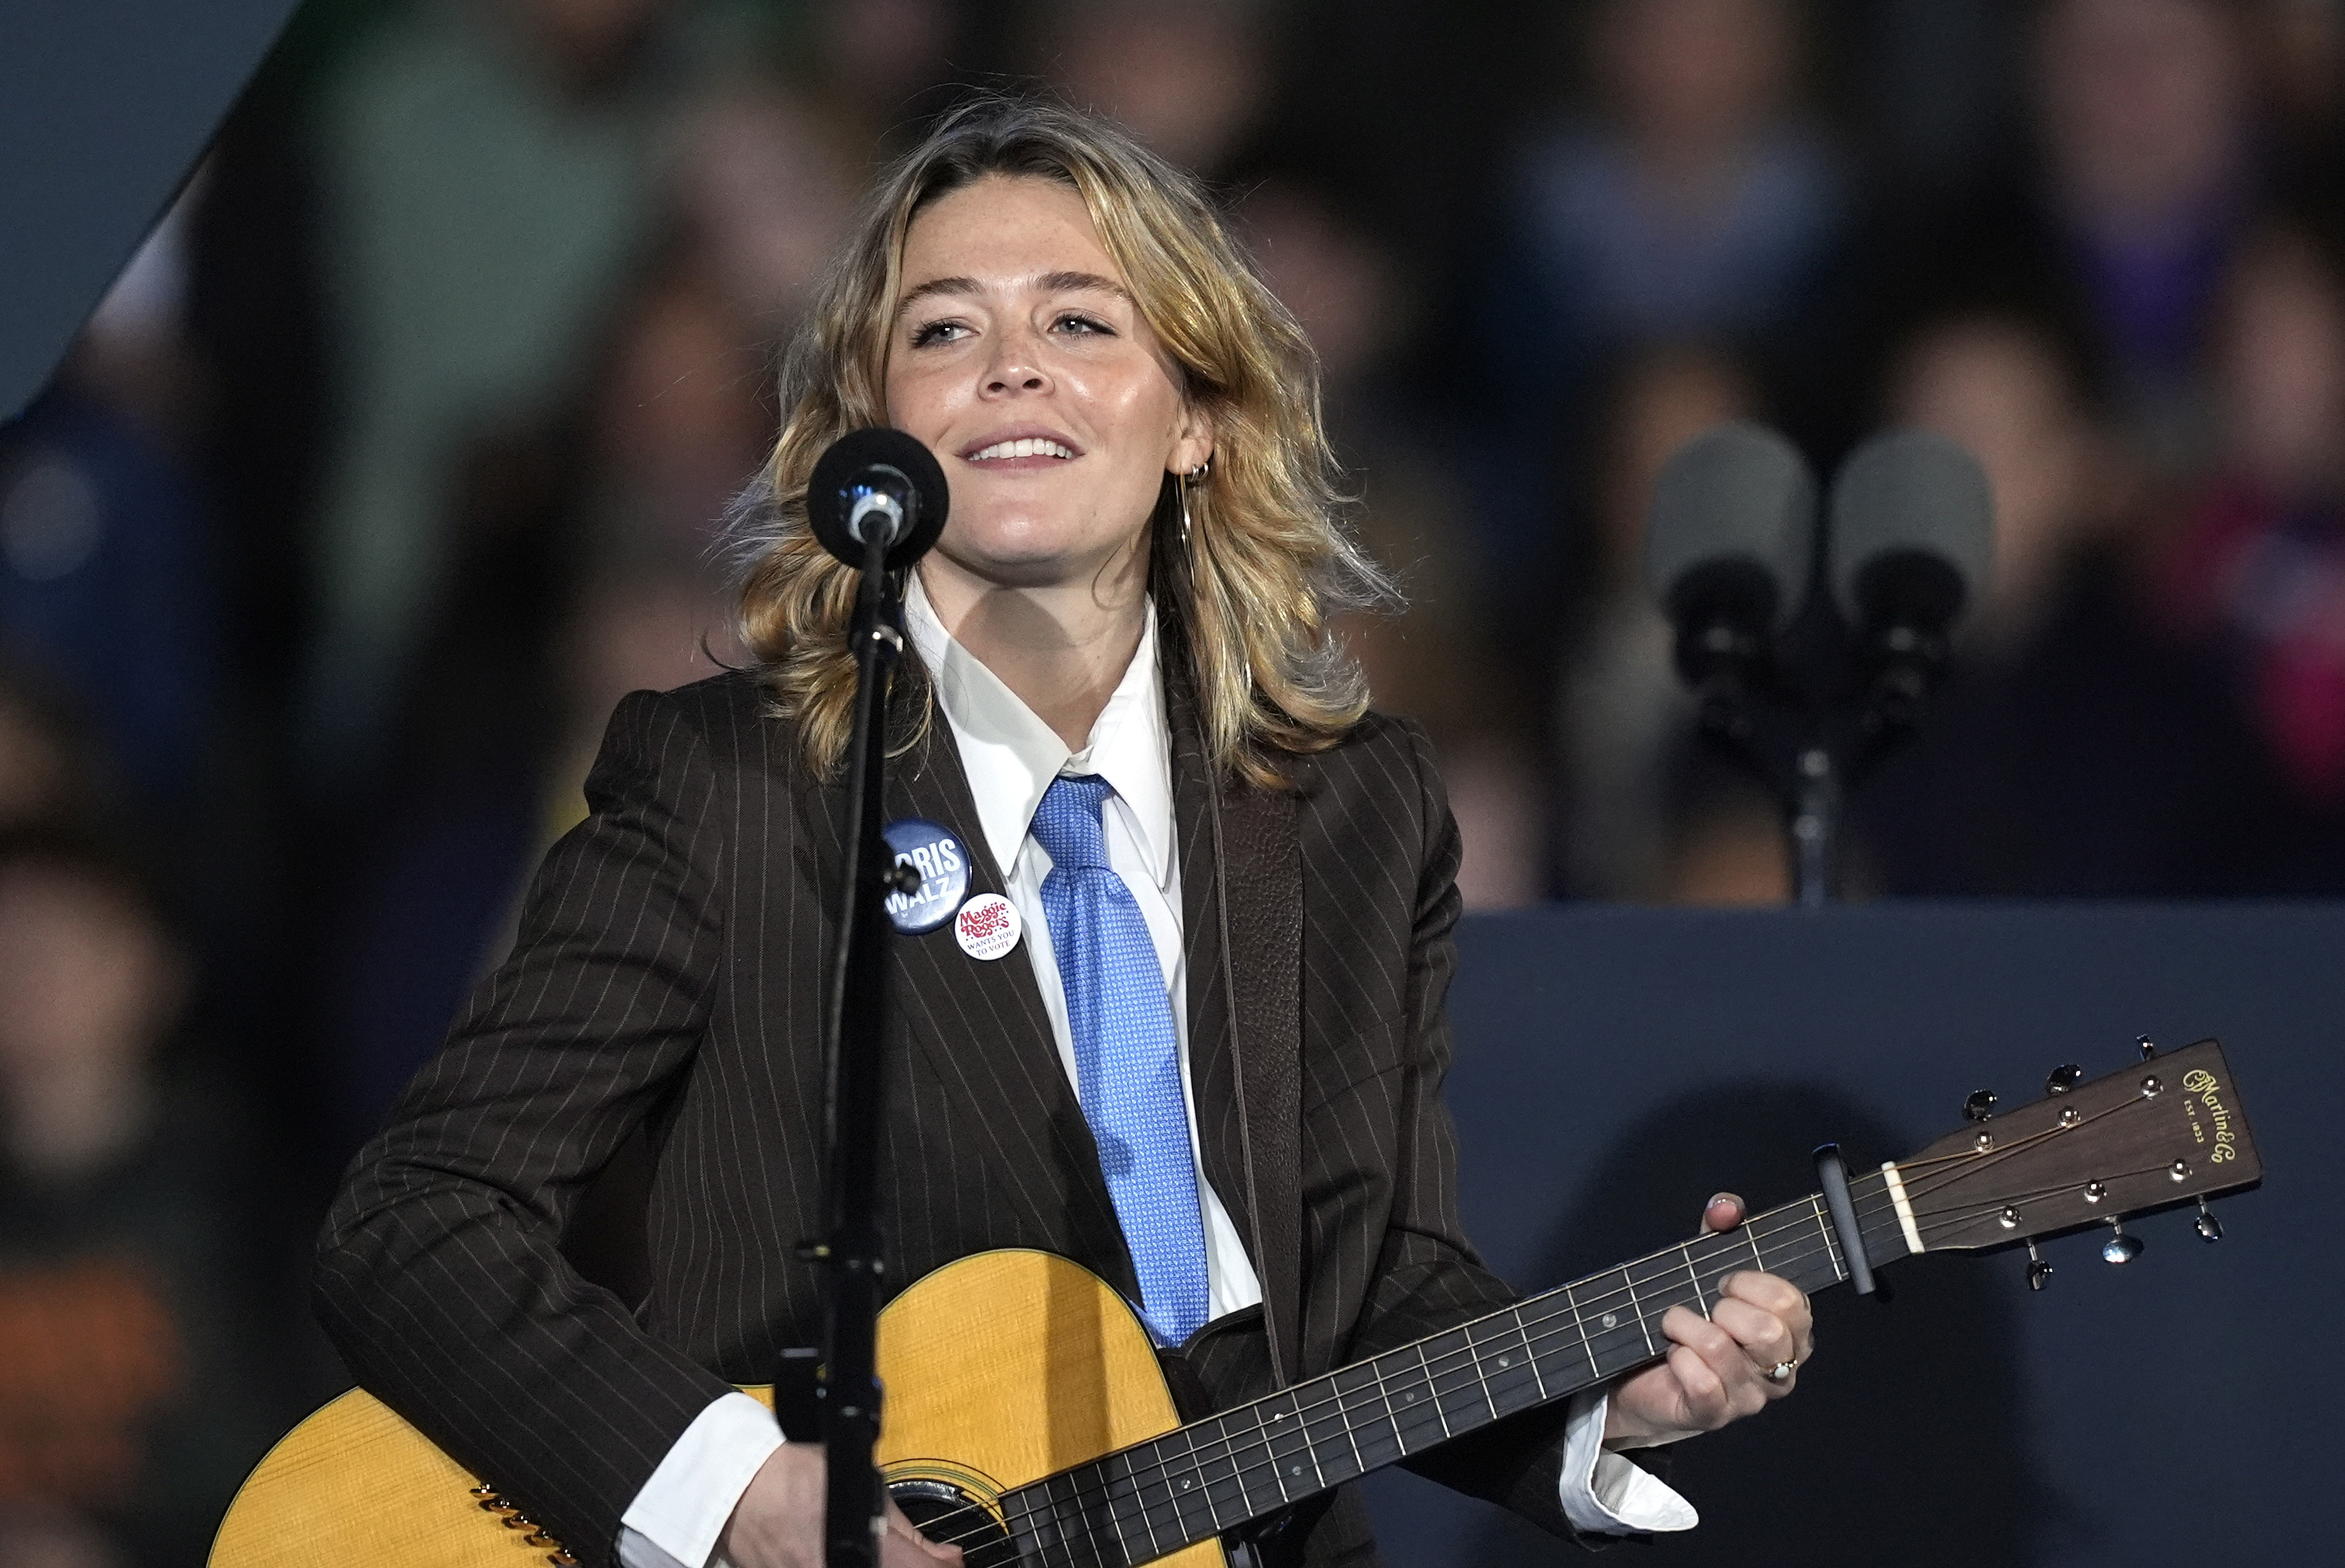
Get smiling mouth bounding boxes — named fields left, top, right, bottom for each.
left=965, top=437, right=1077, bottom=462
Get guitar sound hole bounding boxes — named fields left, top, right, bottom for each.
left=891, top=1479, right=1020, bottom=1567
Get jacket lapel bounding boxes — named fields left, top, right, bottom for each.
left=1171, top=679, right=1304, bottom=1383
left=803, top=674, right=1139, bottom=1300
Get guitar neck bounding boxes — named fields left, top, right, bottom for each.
left=1000, top=1170, right=1911, bottom=1567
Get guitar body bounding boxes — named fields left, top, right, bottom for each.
left=209, top=1250, right=1224, bottom=1568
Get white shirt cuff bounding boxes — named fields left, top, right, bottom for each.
left=1556, top=1390, right=1699, bottom=1535
left=617, top=1392, right=783, bottom=1568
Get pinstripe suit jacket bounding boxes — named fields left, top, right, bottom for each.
left=314, top=664, right=1586, bottom=1567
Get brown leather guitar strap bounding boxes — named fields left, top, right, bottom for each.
left=1206, top=773, right=1303, bottom=1390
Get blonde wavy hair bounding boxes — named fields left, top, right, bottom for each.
left=730, top=96, right=1391, bottom=786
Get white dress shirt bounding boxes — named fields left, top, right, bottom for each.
left=617, top=579, right=1691, bottom=1568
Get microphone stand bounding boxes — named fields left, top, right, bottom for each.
left=1682, top=614, right=1847, bottom=907
left=1688, top=622, right=1940, bottom=908
left=808, top=514, right=909, bottom=1568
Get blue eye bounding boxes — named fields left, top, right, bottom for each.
left=1055, top=314, right=1112, bottom=336
left=910, top=320, right=966, bottom=347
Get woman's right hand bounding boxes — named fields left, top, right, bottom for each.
left=717, top=1445, right=963, bottom=1568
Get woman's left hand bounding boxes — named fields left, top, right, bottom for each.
left=1601, top=1193, right=1814, bottom=1448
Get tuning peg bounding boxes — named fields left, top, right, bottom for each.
left=2025, top=1239, right=2052, bottom=1291
left=2195, top=1198, right=2223, bottom=1243
left=2138, top=1034, right=2158, bottom=1060
left=1963, top=1089, right=1997, bottom=1122
left=2045, top=1064, right=2083, bottom=1095
left=2100, top=1220, right=2144, bottom=1265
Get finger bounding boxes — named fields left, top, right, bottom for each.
left=1721, top=1272, right=1814, bottom=1360
left=884, top=1505, right=963, bottom=1565
left=1662, top=1304, right=1771, bottom=1421
left=1710, top=1296, right=1797, bottom=1369
left=885, top=1534, right=962, bottom=1568
left=1721, top=1268, right=1808, bottom=1321
left=1701, top=1192, right=1745, bottom=1233
left=1664, top=1341, right=1731, bottom=1428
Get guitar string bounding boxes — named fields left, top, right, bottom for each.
left=1900, top=1078, right=2172, bottom=1187
left=1889, top=1093, right=2164, bottom=1214
left=978, top=1097, right=2189, bottom=1563
left=918, top=1194, right=1908, bottom=1559
left=1892, top=1161, right=2195, bottom=1231
left=912, top=1192, right=1909, bottom=1559
left=927, top=1158, right=2104, bottom=1565
left=942, top=1220, right=1909, bottom=1568
left=948, top=1184, right=2029, bottom=1566
left=928, top=1213, right=1911, bottom=1565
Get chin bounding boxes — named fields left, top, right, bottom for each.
left=939, top=508, right=1136, bottom=586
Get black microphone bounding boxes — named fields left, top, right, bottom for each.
left=1642, top=422, right=1818, bottom=706
left=806, top=426, right=950, bottom=571
left=1825, top=429, right=1993, bottom=729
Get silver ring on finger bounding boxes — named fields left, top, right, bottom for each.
left=1766, top=1359, right=1796, bottom=1384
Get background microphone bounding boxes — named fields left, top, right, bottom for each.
left=1826, top=429, right=1993, bottom=730
left=807, top=426, right=950, bottom=570
left=1642, top=422, right=1819, bottom=709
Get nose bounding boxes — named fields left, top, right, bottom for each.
left=982, top=323, right=1052, bottom=397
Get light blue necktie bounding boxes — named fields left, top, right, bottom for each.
left=1031, top=773, right=1210, bottom=1345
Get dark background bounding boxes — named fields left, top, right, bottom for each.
left=1363, top=903, right=2334, bottom=1567
left=5, top=1, right=2344, bottom=1562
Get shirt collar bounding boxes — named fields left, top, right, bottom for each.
left=902, top=572, right=1174, bottom=890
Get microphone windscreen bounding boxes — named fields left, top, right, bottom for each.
left=1826, top=430, right=1993, bottom=627
left=1642, top=422, right=1818, bottom=633
left=807, top=426, right=950, bottom=570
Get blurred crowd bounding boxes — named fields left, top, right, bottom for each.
left=5, top=0, right=2345, bottom=1558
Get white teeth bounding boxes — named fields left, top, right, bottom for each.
left=970, top=438, right=1074, bottom=461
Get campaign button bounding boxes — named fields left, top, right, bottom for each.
left=953, top=892, right=1021, bottom=961
left=882, top=818, right=970, bottom=935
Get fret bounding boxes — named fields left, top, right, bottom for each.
left=1101, top=1449, right=1149, bottom=1566
left=1514, top=1302, right=1551, bottom=1403
left=1335, top=1360, right=1403, bottom=1474
left=1810, top=1193, right=1844, bottom=1282
left=1850, top=1171, right=1912, bottom=1273
left=1376, top=1346, right=1448, bottom=1454
left=1256, top=1388, right=1316, bottom=1503
left=1465, top=1311, right=1545, bottom=1422
left=1409, top=1338, right=1454, bottom=1443
left=1419, top=1324, right=1489, bottom=1437
left=1084, top=1460, right=1131, bottom=1568
left=1677, top=1242, right=1710, bottom=1319
left=1141, top=1423, right=1217, bottom=1547
left=1296, top=1366, right=1365, bottom=1488
left=1622, top=1257, right=1663, bottom=1357
left=1018, top=1465, right=1113, bottom=1568
left=1540, top=1280, right=1599, bottom=1390
left=1571, top=1267, right=1650, bottom=1381
left=1143, top=1440, right=1206, bottom=1561
left=1686, top=1231, right=1746, bottom=1310
left=1625, top=1252, right=1696, bottom=1341
left=1194, top=1410, right=1254, bottom=1532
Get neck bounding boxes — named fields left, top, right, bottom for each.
left=964, top=1180, right=1900, bottom=1563
left=917, top=551, right=1150, bottom=750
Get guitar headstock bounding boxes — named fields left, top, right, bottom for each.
left=1890, top=1038, right=2262, bottom=1254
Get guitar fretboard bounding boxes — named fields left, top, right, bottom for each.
left=994, top=1173, right=1908, bottom=1568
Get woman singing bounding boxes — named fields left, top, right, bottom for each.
left=315, top=96, right=1811, bottom=1568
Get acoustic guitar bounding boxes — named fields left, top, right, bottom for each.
left=209, top=1039, right=2261, bottom=1568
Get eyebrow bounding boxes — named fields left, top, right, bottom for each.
left=896, top=270, right=1132, bottom=312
